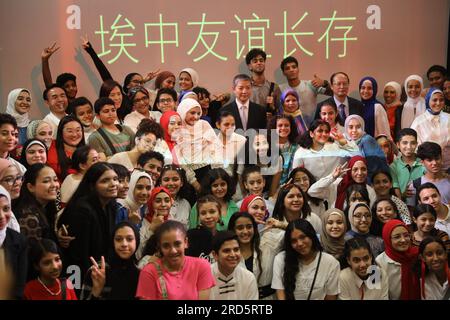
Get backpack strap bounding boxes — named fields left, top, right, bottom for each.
left=97, top=127, right=117, bottom=155
left=268, top=82, right=276, bottom=113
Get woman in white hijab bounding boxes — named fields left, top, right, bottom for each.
left=173, top=98, right=222, bottom=191
left=401, top=75, right=426, bottom=129
left=117, top=170, right=153, bottom=225
left=5, top=88, right=32, bottom=145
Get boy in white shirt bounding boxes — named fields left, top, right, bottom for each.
left=210, top=231, right=259, bottom=300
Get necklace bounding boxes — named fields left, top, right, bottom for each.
left=38, top=277, right=61, bottom=296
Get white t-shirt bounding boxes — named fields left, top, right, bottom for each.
left=210, top=263, right=259, bottom=300
left=272, top=251, right=340, bottom=300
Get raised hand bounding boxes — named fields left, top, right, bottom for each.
left=330, top=127, right=346, bottom=144
left=89, top=256, right=106, bottom=298
left=41, top=42, right=60, bottom=60
left=311, top=74, right=325, bottom=88
left=143, top=69, right=161, bottom=83
left=80, top=35, right=91, bottom=50
left=128, top=209, right=142, bottom=225
left=332, top=161, right=351, bottom=179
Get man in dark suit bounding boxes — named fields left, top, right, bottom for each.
left=222, top=74, right=267, bottom=131
left=315, top=71, right=363, bottom=126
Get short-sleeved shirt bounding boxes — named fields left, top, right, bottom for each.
left=375, top=252, right=402, bottom=300
left=209, top=263, right=258, bottom=300
left=271, top=251, right=340, bottom=300
left=88, top=125, right=135, bottom=157
left=136, top=256, right=215, bottom=300
left=390, top=157, right=425, bottom=193
left=338, top=267, right=389, bottom=300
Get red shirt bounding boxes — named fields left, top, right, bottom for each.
left=46, top=140, right=76, bottom=181
left=24, top=279, right=78, bottom=300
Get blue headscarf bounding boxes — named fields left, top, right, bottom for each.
left=359, top=76, right=381, bottom=137
left=425, top=87, right=444, bottom=115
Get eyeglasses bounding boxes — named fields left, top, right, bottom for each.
left=332, top=81, right=349, bottom=87
left=159, top=98, right=174, bottom=104
left=0, top=175, right=23, bottom=186
left=353, top=214, right=371, bottom=220
left=391, top=233, right=410, bottom=241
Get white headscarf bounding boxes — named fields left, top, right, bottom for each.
left=5, top=88, right=31, bottom=127
left=402, top=75, right=426, bottom=128
left=344, top=114, right=366, bottom=142
left=177, top=98, right=201, bottom=125
left=383, top=81, right=402, bottom=107
left=179, top=68, right=199, bottom=88
left=0, top=185, right=12, bottom=247
left=348, top=202, right=371, bottom=234
left=118, top=170, right=152, bottom=212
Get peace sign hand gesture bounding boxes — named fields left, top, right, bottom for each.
left=41, top=42, right=60, bottom=60
left=332, top=162, right=351, bottom=179
left=89, top=256, right=106, bottom=298
left=143, top=69, right=161, bottom=83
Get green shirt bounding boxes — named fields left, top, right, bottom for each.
left=390, top=156, right=425, bottom=193
left=88, top=125, right=135, bottom=157
left=189, top=200, right=239, bottom=231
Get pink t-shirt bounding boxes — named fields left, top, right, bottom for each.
left=136, top=256, right=215, bottom=300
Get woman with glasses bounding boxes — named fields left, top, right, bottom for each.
left=47, top=115, right=85, bottom=182
left=124, top=86, right=162, bottom=133
left=0, top=159, right=22, bottom=232
left=376, top=219, right=420, bottom=300
left=108, top=119, right=172, bottom=172
left=345, top=202, right=384, bottom=258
